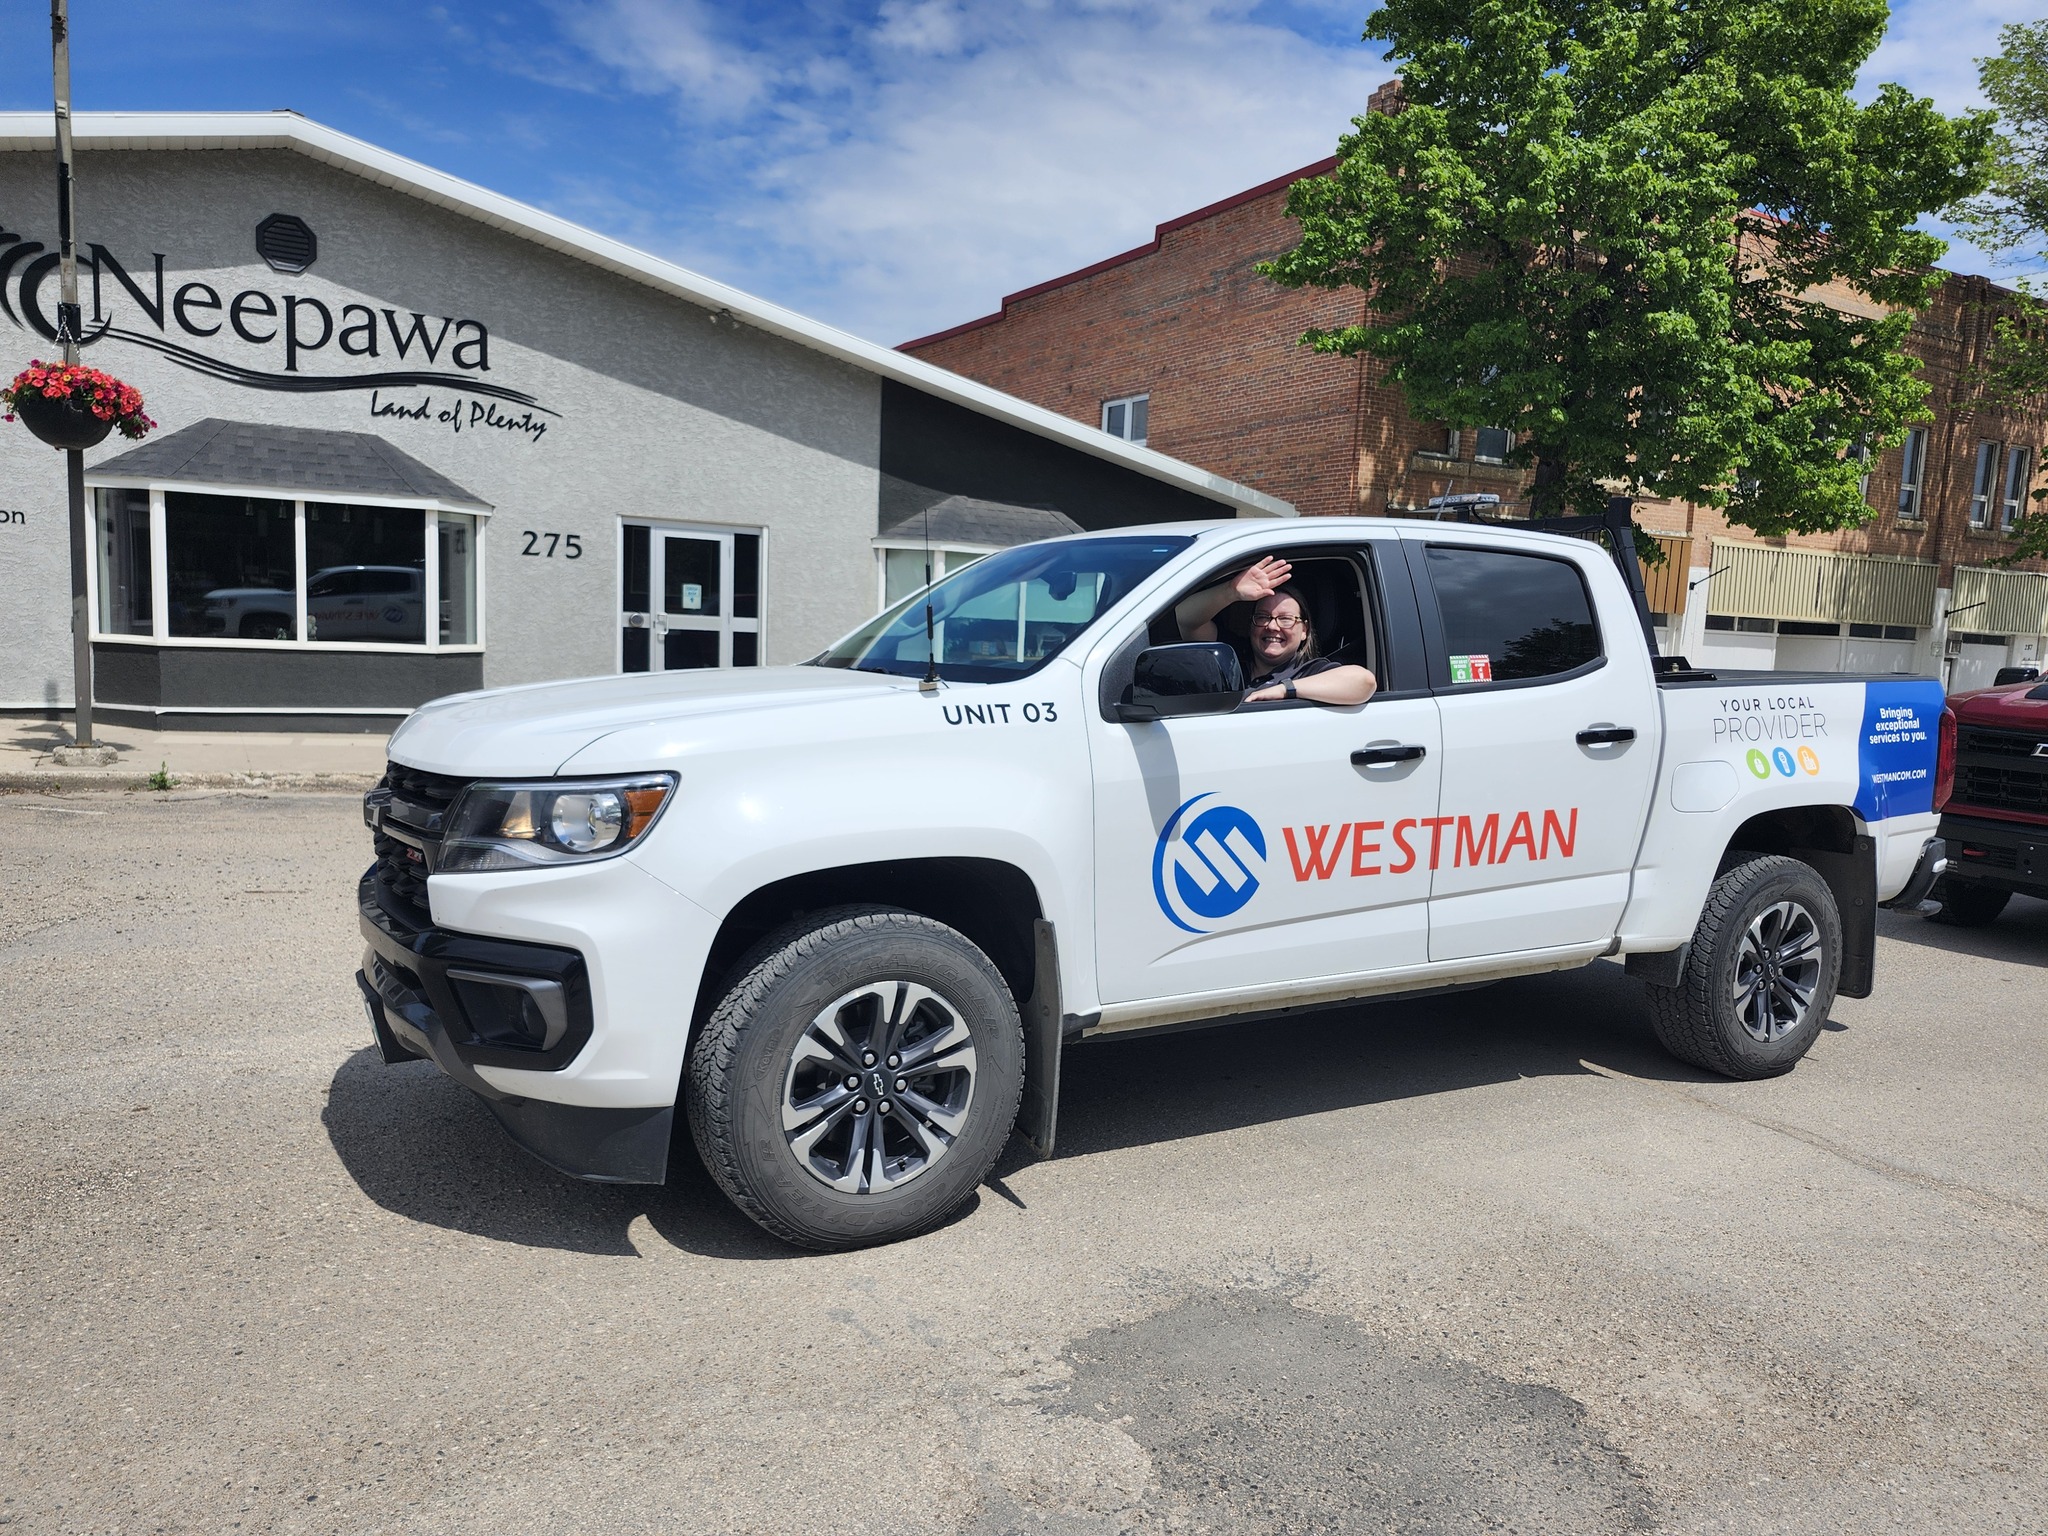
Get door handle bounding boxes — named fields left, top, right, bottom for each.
left=1351, top=744, right=1427, bottom=765
left=1576, top=726, right=1637, bottom=745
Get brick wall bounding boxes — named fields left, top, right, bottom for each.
left=903, top=136, right=2048, bottom=589
left=905, top=165, right=1369, bottom=517
left=1667, top=275, right=2048, bottom=588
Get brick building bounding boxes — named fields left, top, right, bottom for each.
left=903, top=104, right=2048, bottom=690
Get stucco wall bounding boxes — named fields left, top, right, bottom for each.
left=0, top=146, right=883, bottom=707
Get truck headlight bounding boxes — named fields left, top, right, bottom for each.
left=438, top=775, right=676, bottom=872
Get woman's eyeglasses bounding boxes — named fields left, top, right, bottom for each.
left=1253, top=615, right=1304, bottom=630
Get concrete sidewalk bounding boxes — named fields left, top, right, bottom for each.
left=0, top=717, right=387, bottom=792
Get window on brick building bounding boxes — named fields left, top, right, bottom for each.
left=1102, top=394, right=1149, bottom=446
left=1896, top=427, right=1926, bottom=521
left=1420, top=427, right=1458, bottom=458
left=1970, top=440, right=1999, bottom=527
left=2000, top=444, right=2031, bottom=530
left=1850, top=434, right=1872, bottom=499
left=1473, top=426, right=1513, bottom=463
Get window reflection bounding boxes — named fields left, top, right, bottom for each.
left=165, top=492, right=297, bottom=641
left=439, top=513, right=478, bottom=645
left=305, top=502, right=426, bottom=644
left=94, top=488, right=152, bottom=636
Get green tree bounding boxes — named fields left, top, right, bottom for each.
left=1261, top=0, right=1993, bottom=537
left=1949, top=18, right=2048, bottom=562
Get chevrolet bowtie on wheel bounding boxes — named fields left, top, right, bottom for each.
left=355, top=518, right=1948, bottom=1247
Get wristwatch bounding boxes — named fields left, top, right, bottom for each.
left=1283, top=681, right=1297, bottom=700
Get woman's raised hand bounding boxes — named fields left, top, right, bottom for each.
left=1231, top=556, right=1292, bottom=604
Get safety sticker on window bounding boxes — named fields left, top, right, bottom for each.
left=1448, top=654, right=1494, bottom=684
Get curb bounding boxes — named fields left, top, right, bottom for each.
left=0, top=771, right=379, bottom=794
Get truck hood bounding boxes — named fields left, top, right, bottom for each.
left=202, top=587, right=292, bottom=603
left=1949, top=680, right=2048, bottom=729
left=387, top=666, right=904, bottom=776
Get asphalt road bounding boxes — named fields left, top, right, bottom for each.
left=3, top=789, right=2045, bottom=1536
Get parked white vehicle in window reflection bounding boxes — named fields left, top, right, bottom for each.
left=307, top=566, right=425, bottom=642
left=202, top=565, right=427, bottom=643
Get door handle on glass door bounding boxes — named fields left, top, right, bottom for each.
left=1351, top=744, right=1427, bottom=766
left=1576, top=726, right=1636, bottom=745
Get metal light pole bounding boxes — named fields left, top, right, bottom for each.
left=52, top=0, right=96, bottom=750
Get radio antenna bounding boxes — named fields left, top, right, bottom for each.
left=919, top=500, right=939, bottom=691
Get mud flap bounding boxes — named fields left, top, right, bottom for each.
left=1794, top=837, right=1876, bottom=1000
left=1019, top=918, right=1063, bottom=1159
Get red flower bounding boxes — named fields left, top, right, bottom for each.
left=3, top=358, right=157, bottom=439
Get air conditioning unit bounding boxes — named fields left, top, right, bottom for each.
left=1944, top=634, right=1963, bottom=657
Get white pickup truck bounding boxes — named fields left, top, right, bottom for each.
left=357, top=517, right=1950, bottom=1248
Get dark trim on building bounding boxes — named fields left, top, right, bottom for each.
left=90, top=705, right=403, bottom=734
left=93, top=642, right=482, bottom=718
left=878, top=381, right=1235, bottom=532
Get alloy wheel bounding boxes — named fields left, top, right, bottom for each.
left=780, top=980, right=978, bottom=1193
left=1730, top=899, right=1823, bottom=1043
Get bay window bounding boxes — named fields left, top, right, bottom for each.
left=90, top=485, right=485, bottom=650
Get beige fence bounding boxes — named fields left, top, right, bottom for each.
left=1640, top=534, right=1693, bottom=616
left=1706, top=539, right=1938, bottom=629
left=1949, top=565, right=2048, bottom=637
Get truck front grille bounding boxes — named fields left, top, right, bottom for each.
left=371, top=761, right=473, bottom=923
left=1952, top=726, right=2048, bottom=817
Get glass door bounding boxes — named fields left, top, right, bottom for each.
left=621, top=521, right=761, bottom=672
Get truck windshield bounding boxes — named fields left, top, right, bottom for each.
left=814, top=534, right=1194, bottom=683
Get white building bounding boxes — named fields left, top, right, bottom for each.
left=0, top=112, right=1289, bottom=730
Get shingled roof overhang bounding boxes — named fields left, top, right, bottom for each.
left=0, top=111, right=1294, bottom=520
left=89, top=418, right=493, bottom=512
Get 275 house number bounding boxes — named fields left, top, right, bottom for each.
left=521, top=531, right=582, bottom=558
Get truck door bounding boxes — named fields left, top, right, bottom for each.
left=1089, top=541, right=1443, bottom=1007
left=1407, top=534, right=1660, bottom=962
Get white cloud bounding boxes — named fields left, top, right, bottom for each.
left=554, top=0, right=776, bottom=120
left=554, top=1, right=1389, bottom=342
left=552, top=0, right=2031, bottom=340
left=1865, top=0, right=2047, bottom=283
left=1864, top=0, right=2033, bottom=112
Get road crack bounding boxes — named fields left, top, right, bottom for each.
left=1580, top=1058, right=2048, bottom=1241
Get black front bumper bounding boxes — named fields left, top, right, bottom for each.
left=354, top=869, right=672, bottom=1184
left=1936, top=814, right=2048, bottom=900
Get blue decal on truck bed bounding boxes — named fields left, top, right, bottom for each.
left=1853, top=679, right=1944, bottom=821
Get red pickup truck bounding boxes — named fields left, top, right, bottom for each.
left=1931, top=678, right=2048, bottom=924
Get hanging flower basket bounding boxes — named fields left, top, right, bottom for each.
left=3, top=360, right=156, bottom=450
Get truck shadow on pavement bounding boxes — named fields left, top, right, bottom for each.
left=322, top=958, right=1721, bottom=1260
left=321, top=1049, right=795, bottom=1260
left=1042, top=957, right=1711, bottom=1162
left=1874, top=895, right=2048, bottom=966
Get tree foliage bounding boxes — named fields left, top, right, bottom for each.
left=1260, top=0, right=1992, bottom=536
left=1948, top=19, right=2048, bottom=563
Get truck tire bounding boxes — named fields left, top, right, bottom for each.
left=685, top=905, right=1025, bottom=1250
left=1645, top=855, right=1841, bottom=1080
left=1925, top=879, right=2011, bottom=928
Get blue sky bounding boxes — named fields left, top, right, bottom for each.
left=0, top=1, right=2031, bottom=347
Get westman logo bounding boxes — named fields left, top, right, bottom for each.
left=1152, top=795, right=1267, bottom=933
left=1153, top=797, right=1581, bottom=932
left=1281, top=811, right=1578, bottom=880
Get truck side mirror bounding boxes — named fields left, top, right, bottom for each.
left=1117, top=642, right=1245, bottom=722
